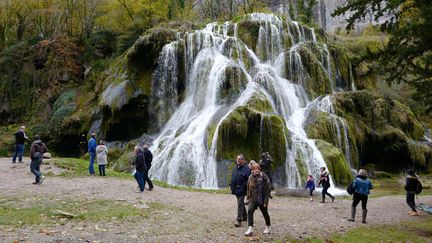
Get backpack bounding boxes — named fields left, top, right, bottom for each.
left=347, top=181, right=355, bottom=195
left=416, top=181, right=423, bottom=194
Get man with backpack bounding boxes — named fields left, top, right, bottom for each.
left=30, top=135, right=48, bottom=184
left=405, top=170, right=423, bottom=216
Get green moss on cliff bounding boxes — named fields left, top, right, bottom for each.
left=215, top=106, right=287, bottom=169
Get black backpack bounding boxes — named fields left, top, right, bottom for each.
left=347, top=181, right=355, bottom=195
left=416, top=181, right=423, bottom=194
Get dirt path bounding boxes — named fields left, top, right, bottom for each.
left=1, top=157, right=431, bottom=242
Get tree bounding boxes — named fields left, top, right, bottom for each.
left=333, top=0, right=432, bottom=113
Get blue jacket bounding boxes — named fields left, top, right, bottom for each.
left=353, top=175, right=373, bottom=195
left=305, top=180, right=315, bottom=191
left=230, top=164, right=251, bottom=196
left=88, top=137, right=97, bottom=153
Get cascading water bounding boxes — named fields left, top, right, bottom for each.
left=150, top=13, right=354, bottom=190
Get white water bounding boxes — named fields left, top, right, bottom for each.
left=149, top=13, right=353, bottom=190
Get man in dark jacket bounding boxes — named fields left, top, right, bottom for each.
left=142, top=144, right=154, bottom=191
left=230, top=154, right=251, bottom=227
left=12, top=125, right=28, bottom=163
left=405, top=170, right=421, bottom=216
left=133, top=146, right=147, bottom=193
left=30, top=135, right=48, bottom=184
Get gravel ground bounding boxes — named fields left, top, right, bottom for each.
left=1, top=157, right=431, bottom=242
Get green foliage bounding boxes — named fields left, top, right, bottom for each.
left=333, top=0, right=432, bottom=113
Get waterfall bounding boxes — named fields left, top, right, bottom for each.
left=315, top=95, right=353, bottom=166
left=149, top=13, right=353, bottom=189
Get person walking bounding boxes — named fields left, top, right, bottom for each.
left=87, top=133, right=97, bottom=175
left=405, top=170, right=422, bottom=216
left=29, top=135, right=48, bottom=184
left=244, top=163, right=272, bottom=236
left=12, top=125, right=28, bottom=163
left=230, top=154, right=251, bottom=227
left=142, top=144, right=154, bottom=191
left=96, top=141, right=108, bottom=176
left=318, top=167, right=335, bottom=203
left=133, top=146, right=146, bottom=193
left=348, top=169, right=373, bottom=223
left=305, top=175, right=315, bottom=201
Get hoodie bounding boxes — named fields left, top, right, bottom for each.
left=405, top=175, right=420, bottom=193
left=30, top=140, right=48, bottom=160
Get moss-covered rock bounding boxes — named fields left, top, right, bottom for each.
left=215, top=106, right=288, bottom=169
left=236, top=20, right=261, bottom=52
left=315, top=139, right=354, bottom=186
left=217, top=65, right=248, bottom=105
left=331, top=91, right=431, bottom=172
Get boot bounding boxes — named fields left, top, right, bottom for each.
left=348, top=207, right=356, bottom=222
left=244, top=226, right=253, bottom=236
left=234, top=220, right=241, bottom=227
left=361, top=209, right=367, bottom=224
left=263, top=225, right=271, bottom=234
left=320, top=198, right=325, bottom=203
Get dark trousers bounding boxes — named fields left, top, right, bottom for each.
left=322, top=186, right=334, bottom=200
left=30, top=161, right=42, bottom=183
left=134, top=171, right=145, bottom=192
left=352, top=193, right=368, bottom=209
left=309, top=189, right=314, bottom=196
left=247, top=201, right=271, bottom=227
left=406, top=192, right=417, bottom=212
left=144, top=168, right=153, bottom=189
left=236, top=195, right=247, bottom=221
left=98, top=165, right=106, bottom=176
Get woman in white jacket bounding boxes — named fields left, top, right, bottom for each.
left=96, top=141, right=108, bottom=176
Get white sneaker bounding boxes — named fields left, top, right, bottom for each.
left=38, top=176, right=45, bottom=185
left=263, top=225, right=271, bottom=234
left=244, top=226, right=253, bottom=236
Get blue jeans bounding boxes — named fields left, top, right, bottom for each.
left=12, top=144, right=25, bottom=162
left=30, top=161, right=42, bottom=182
left=89, top=152, right=95, bottom=174
left=134, top=171, right=145, bottom=192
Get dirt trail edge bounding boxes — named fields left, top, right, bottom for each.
left=1, top=157, right=431, bottom=242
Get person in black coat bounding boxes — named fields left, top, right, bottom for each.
left=230, top=154, right=251, bottom=227
left=142, top=144, right=154, bottom=191
left=405, top=170, right=421, bottom=216
left=133, top=146, right=147, bottom=193
left=12, top=125, right=28, bottom=163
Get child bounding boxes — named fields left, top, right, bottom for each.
left=305, top=175, right=315, bottom=201
left=96, top=141, right=108, bottom=176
